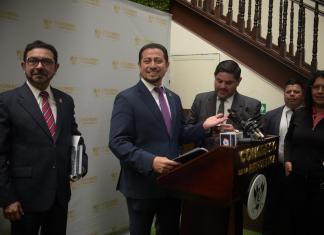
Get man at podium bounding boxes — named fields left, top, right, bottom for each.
left=184, top=60, right=262, bottom=235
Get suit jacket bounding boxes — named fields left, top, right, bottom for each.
left=284, top=107, right=324, bottom=177
left=0, top=83, right=87, bottom=212
left=263, top=106, right=285, bottom=136
left=109, top=81, right=205, bottom=199
left=186, top=91, right=261, bottom=149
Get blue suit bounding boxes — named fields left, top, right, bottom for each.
left=109, top=80, right=205, bottom=235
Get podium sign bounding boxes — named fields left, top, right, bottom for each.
left=158, top=136, right=278, bottom=204
left=157, top=136, right=279, bottom=235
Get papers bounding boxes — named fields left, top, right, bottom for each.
left=70, top=135, right=84, bottom=181
left=174, top=147, right=208, bottom=164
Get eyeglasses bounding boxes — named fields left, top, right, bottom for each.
left=311, top=85, right=324, bottom=92
left=26, top=57, right=55, bottom=66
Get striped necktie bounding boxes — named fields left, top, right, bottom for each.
left=40, top=91, right=56, bottom=139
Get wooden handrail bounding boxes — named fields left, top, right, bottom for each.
left=171, top=0, right=323, bottom=86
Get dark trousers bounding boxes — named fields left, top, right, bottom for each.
left=262, top=164, right=291, bottom=235
left=11, top=199, right=68, bottom=235
left=286, top=172, right=324, bottom=235
left=126, top=197, right=181, bottom=235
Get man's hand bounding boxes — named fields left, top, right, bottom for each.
left=4, top=201, right=24, bottom=221
left=284, top=161, right=293, bottom=176
left=203, top=114, right=228, bottom=130
left=217, top=124, right=235, bottom=132
left=152, top=156, right=180, bottom=174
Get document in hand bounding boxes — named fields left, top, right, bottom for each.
left=70, top=135, right=84, bottom=181
left=174, top=147, right=208, bottom=164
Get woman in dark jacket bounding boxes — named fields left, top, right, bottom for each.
left=284, top=70, right=324, bottom=235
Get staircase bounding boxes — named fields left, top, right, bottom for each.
left=170, top=0, right=324, bottom=88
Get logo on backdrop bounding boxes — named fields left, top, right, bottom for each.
left=112, top=60, right=136, bottom=70
left=78, top=117, right=98, bottom=125
left=93, top=88, right=119, bottom=97
left=247, top=174, right=267, bottom=220
left=113, top=4, right=137, bottom=16
left=43, top=19, right=76, bottom=32
left=134, top=36, right=152, bottom=46
left=70, top=56, right=99, bottom=65
left=148, top=15, right=168, bottom=26
left=0, top=10, right=19, bottom=21
left=95, top=29, right=120, bottom=40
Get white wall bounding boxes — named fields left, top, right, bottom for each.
left=0, top=1, right=171, bottom=234
left=170, top=21, right=284, bottom=112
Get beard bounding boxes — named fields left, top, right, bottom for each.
left=25, top=68, right=53, bottom=90
left=142, top=75, right=163, bottom=85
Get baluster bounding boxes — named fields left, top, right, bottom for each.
left=198, top=0, right=203, bottom=8
left=210, top=0, right=215, bottom=14
left=226, top=0, right=233, bottom=25
left=252, top=0, right=261, bottom=40
left=203, top=0, right=208, bottom=12
left=191, top=0, right=198, bottom=7
left=278, top=0, right=283, bottom=46
left=219, top=0, right=223, bottom=16
left=215, top=0, right=221, bottom=17
left=301, top=6, right=305, bottom=62
left=214, top=0, right=224, bottom=16
left=280, top=0, right=288, bottom=56
left=259, top=0, right=262, bottom=37
left=295, top=0, right=304, bottom=66
left=289, top=1, right=294, bottom=57
left=266, top=0, right=273, bottom=48
left=247, top=0, right=252, bottom=32
left=238, top=0, right=246, bottom=33
left=311, top=2, right=319, bottom=73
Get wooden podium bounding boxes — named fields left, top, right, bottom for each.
left=157, top=136, right=279, bottom=235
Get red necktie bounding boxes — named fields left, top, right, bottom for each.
left=40, top=91, right=56, bottom=139
left=154, top=87, right=171, bottom=135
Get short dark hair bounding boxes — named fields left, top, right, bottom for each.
left=138, top=43, right=168, bottom=64
left=284, top=78, right=305, bottom=91
left=214, top=60, right=241, bottom=80
left=305, top=70, right=324, bottom=110
left=23, top=40, right=58, bottom=63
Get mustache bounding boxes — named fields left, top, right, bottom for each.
left=31, top=68, right=48, bottom=76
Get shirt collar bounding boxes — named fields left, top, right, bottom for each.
left=141, top=78, right=165, bottom=93
left=26, top=80, right=53, bottom=99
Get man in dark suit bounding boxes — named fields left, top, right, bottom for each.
left=262, top=78, right=304, bottom=235
left=109, top=43, right=227, bottom=235
left=187, top=59, right=262, bottom=149
left=184, top=59, right=262, bottom=235
left=0, top=40, right=87, bottom=235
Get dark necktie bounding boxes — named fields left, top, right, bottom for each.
left=40, top=91, right=56, bottom=139
left=217, top=98, right=225, bottom=114
left=154, top=87, right=171, bottom=135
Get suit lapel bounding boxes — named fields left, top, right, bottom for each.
left=137, top=81, right=170, bottom=137
left=229, top=92, right=245, bottom=126
left=17, top=83, right=52, bottom=139
left=206, top=92, right=216, bottom=116
left=165, top=88, right=176, bottom=138
left=52, top=88, right=63, bottom=143
left=274, top=106, right=285, bottom=134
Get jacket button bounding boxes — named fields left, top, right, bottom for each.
left=52, top=165, right=56, bottom=169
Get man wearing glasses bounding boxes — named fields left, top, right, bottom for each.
left=0, top=40, right=87, bottom=235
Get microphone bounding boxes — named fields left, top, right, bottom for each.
left=228, top=109, right=264, bottom=140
